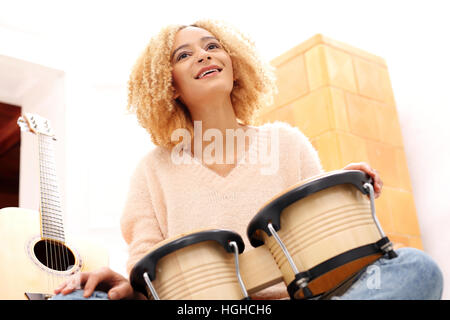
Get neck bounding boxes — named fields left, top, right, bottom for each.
left=38, top=133, right=65, bottom=242
left=184, top=96, right=254, bottom=164
left=188, top=95, right=242, bottom=136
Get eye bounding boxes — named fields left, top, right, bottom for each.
left=206, top=43, right=220, bottom=50
left=176, top=52, right=190, bottom=61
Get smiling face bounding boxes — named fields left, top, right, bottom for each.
left=171, top=26, right=234, bottom=109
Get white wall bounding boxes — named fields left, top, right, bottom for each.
left=0, top=55, right=66, bottom=219
left=63, top=80, right=151, bottom=276
left=1, top=0, right=449, bottom=298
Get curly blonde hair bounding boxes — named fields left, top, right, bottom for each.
left=127, top=19, right=277, bottom=150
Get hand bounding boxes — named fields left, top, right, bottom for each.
left=54, top=266, right=146, bottom=300
left=343, top=162, right=383, bottom=199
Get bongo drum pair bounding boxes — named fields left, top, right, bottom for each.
left=130, top=170, right=397, bottom=300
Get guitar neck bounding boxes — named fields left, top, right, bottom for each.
left=37, top=133, right=65, bottom=242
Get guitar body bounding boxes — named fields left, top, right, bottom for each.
left=0, top=207, right=109, bottom=299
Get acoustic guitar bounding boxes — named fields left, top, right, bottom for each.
left=0, top=113, right=109, bottom=300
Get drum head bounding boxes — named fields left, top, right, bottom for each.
left=247, top=170, right=372, bottom=247
left=130, top=229, right=245, bottom=297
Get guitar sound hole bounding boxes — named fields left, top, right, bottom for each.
left=33, top=240, right=76, bottom=271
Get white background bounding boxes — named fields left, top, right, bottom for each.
left=1, top=0, right=449, bottom=299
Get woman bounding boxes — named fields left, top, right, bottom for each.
left=53, top=20, right=442, bottom=300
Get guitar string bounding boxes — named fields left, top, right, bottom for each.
left=46, top=132, right=71, bottom=275
left=39, top=134, right=66, bottom=293
left=48, top=134, right=71, bottom=275
left=42, top=134, right=70, bottom=286
left=43, top=134, right=64, bottom=276
left=38, top=133, right=52, bottom=294
left=35, top=123, right=77, bottom=297
left=41, top=134, right=56, bottom=292
left=47, top=133, right=71, bottom=283
left=42, top=134, right=58, bottom=292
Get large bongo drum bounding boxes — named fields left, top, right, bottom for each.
left=247, top=170, right=397, bottom=299
left=130, top=229, right=250, bottom=300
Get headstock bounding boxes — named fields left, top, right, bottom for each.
left=17, top=113, right=56, bottom=140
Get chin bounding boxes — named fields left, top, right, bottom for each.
left=198, top=80, right=233, bottom=96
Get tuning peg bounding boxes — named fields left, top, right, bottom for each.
left=17, top=117, right=31, bottom=132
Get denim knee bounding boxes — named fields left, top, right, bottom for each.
left=335, top=247, right=444, bottom=300
left=50, top=289, right=109, bottom=300
left=394, top=247, right=443, bottom=300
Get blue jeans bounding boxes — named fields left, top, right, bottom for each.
left=333, top=247, right=443, bottom=300
left=51, top=290, right=109, bottom=300
left=51, top=247, right=443, bottom=300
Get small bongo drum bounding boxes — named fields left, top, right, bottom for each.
left=130, top=229, right=250, bottom=300
left=247, top=170, right=397, bottom=299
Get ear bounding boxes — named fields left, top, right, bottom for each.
left=173, top=88, right=180, bottom=100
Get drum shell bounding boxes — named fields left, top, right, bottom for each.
left=149, top=240, right=244, bottom=300
left=261, top=183, right=382, bottom=297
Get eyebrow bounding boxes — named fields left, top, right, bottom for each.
left=171, top=36, right=218, bottom=61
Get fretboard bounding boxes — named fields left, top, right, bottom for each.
left=37, top=133, right=65, bottom=242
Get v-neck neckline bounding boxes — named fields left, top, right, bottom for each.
left=185, top=125, right=261, bottom=180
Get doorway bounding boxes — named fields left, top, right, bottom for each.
left=0, top=102, right=21, bottom=208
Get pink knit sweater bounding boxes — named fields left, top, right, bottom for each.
left=120, top=121, right=324, bottom=299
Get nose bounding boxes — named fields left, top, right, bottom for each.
left=197, top=50, right=211, bottom=63
left=197, top=56, right=211, bottom=63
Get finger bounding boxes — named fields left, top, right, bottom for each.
left=344, top=162, right=373, bottom=175
left=371, top=180, right=382, bottom=198
left=57, top=273, right=85, bottom=295
left=54, top=281, right=68, bottom=294
left=374, top=180, right=383, bottom=192
left=351, top=165, right=375, bottom=182
left=375, top=190, right=382, bottom=199
left=54, top=277, right=72, bottom=293
left=376, top=176, right=383, bottom=189
left=343, top=162, right=359, bottom=170
left=344, top=163, right=382, bottom=194
left=361, top=164, right=379, bottom=184
left=82, top=272, right=103, bottom=298
left=360, top=162, right=374, bottom=175
left=374, top=181, right=383, bottom=198
left=108, top=281, right=134, bottom=300
left=55, top=275, right=78, bottom=293
left=372, top=170, right=383, bottom=189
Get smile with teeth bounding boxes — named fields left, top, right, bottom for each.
left=196, top=68, right=222, bottom=79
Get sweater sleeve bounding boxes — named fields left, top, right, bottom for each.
left=120, top=157, right=164, bottom=276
